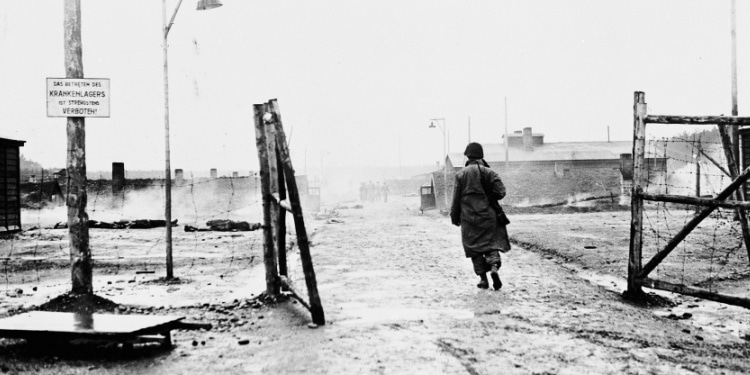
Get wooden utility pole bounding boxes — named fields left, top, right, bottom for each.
left=64, top=0, right=92, bottom=295
left=729, top=0, right=741, bottom=177
left=731, top=0, right=739, bottom=124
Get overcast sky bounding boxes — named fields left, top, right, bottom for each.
left=0, top=1, right=747, bottom=176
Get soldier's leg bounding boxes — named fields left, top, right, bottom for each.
left=471, top=255, right=490, bottom=289
left=486, top=251, right=502, bottom=290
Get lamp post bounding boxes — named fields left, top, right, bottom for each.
left=162, top=0, right=222, bottom=279
left=429, top=118, right=448, bottom=209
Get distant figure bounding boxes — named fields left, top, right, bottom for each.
left=374, top=182, right=382, bottom=202
left=359, top=183, right=366, bottom=202
left=366, top=181, right=374, bottom=201
left=381, top=182, right=389, bottom=203
left=450, top=142, right=510, bottom=290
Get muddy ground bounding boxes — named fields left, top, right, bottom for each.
left=1, top=196, right=749, bottom=374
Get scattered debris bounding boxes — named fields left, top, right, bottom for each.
left=184, top=220, right=261, bottom=232
left=314, top=210, right=340, bottom=221
left=52, top=219, right=178, bottom=230
left=667, top=312, right=693, bottom=320
left=37, top=292, right=120, bottom=314
left=335, top=204, right=363, bottom=210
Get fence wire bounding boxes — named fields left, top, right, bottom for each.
left=1, top=173, right=269, bottom=311
left=640, top=127, right=750, bottom=292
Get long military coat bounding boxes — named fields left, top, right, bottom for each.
left=450, top=160, right=510, bottom=257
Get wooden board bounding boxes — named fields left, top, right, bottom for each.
left=0, top=311, right=184, bottom=343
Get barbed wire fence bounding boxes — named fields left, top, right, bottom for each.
left=640, top=134, right=748, bottom=291
left=628, top=91, right=750, bottom=308
left=1, top=171, right=271, bottom=310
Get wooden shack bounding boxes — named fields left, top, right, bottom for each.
left=0, top=137, right=25, bottom=233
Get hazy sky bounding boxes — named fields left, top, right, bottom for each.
left=0, top=1, right=747, bottom=176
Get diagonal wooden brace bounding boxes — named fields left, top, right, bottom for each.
left=637, top=166, right=750, bottom=279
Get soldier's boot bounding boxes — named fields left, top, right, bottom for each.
left=490, top=264, right=502, bottom=290
left=477, top=274, right=489, bottom=289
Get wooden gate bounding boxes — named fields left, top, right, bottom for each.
left=628, top=91, right=750, bottom=308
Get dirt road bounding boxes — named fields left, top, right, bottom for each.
left=257, top=198, right=747, bottom=375
left=2, top=196, right=749, bottom=374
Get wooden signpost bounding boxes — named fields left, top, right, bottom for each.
left=254, top=99, right=325, bottom=325
left=64, top=0, right=92, bottom=295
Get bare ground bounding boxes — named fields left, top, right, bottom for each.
left=0, top=196, right=749, bottom=374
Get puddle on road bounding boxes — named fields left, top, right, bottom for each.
left=573, top=266, right=749, bottom=340
left=336, top=305, right=474, bottom=326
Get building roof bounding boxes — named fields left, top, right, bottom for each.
left=504, top=132, right=545, bottom=138
left=448, top=140, right=662, bottom=165
left=0, top=137, right=26, bottom=147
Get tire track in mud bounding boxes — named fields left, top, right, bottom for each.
left=436, top=338, right=481, bottom=375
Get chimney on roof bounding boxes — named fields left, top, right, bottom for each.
left=523, top=127, right=533, bottom=151
left=112, top=162, right=125, bottom=194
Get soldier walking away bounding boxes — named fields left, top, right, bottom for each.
left=450, top=142, right=510, bottom=290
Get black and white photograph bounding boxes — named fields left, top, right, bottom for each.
left=1, top=1, right=750, bottom=374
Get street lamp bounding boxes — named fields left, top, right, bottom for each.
left=162, top=0, right=222, bottom=279
left=429, top=118, right=448, bottom=210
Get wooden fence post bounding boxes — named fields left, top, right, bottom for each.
left=718, top=125, right=750, bottom=260
left=254, top=104, right=279, bottom=296
left=627, top=91, right=646, bottom=299
left=276, top=149, right=288, bottom=285
left=267, top=99, right=325, bottom=325
left=64, top=0, right=92, bottom=295
left=264, top=102, right=280, bottom=263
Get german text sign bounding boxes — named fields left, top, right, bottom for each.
left=46, top=78, right=110, bottom=118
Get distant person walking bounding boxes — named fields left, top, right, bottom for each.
left=381, top=182, right=389, bottom=203
left=450, top=142, right=510, bottom=290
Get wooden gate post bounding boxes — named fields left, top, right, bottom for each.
left=276, top=149, right=288, bottom=285
left=64, top=0, right=92, bottom=295
left=254, top=104, right=279, bottom=296
left=627, top=91, right=646, bottom=299
left=264, top=102, right=281, bottom=264
left=267, top=99, right=325, bottom=325
left=718, top=125, right=750, bottom=260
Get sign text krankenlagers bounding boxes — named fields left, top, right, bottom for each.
left=46, top=78, right=110, bottom=118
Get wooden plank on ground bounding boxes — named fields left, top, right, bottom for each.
left=0, top=311, right=183, bottom=342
